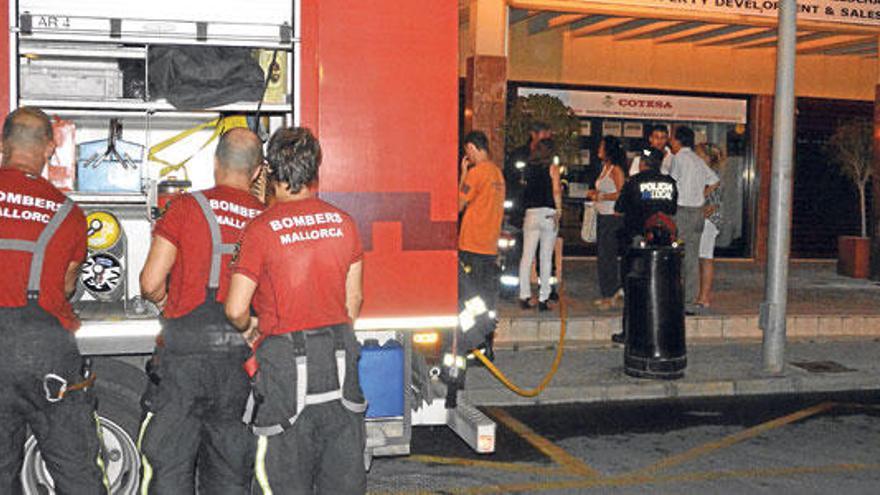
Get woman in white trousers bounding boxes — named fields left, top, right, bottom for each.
left=518, top=139, right=562, bottom=311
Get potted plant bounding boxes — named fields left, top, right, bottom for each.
left=826, top=119, right=873, bottom=278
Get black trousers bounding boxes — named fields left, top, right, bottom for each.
left=456, top=251, right=499, bottom=351
left=459, top=251, right=499, bottom=316
left=597, top=214, right=625, bottom=298
left=251, top=327, right=366, bottom=495
left=139, top=301, right=254, bottom=495
left=0, top=305, right=107, bottom=495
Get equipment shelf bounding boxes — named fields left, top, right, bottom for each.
left=21, top=99, right=292, bottom=114
left=66, top=192, right=148, bottom=204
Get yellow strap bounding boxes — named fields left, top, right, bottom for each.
left=148, top=116, right=250, bottom=179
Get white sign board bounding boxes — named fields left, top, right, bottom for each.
left=580, top=0, right=880, bottom=27
left=602, top=120, right=623, bottom=136
left=518, top=87, right=748, bottom=124
left=624, top=122, right=644, bottom=138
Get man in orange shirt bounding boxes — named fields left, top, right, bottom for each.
left=457, top=131, right=505, bottom=361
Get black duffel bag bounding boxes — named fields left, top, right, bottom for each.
left=149, top=46, right=265, bottom=110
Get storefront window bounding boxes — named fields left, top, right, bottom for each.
left=512, top=86, right=753, bottom=258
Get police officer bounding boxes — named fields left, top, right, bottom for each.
left=0, top=107, right=108, bottom=493
left=138, top=128, right=265, bottom=493
left=611, top=148, right=678, bottom=344
left=615, top=148, right=678, bottom=247
left=226, top=127, right=367, bottom=494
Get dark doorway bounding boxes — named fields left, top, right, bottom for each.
left=793, top=98, right=873, bottom=258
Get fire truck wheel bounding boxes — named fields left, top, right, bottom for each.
left=21, top=357, right=146, bottom=495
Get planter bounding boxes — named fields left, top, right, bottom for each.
left=838, top=236, right=871, bottom=279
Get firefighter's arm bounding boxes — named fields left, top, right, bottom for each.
left=226, top=273, right=257, bottom=332
left=64, top=261, right=81, bottom=299
left=345, top=260, right=364, bottom=321
left=140, top=236, right=177, bottom=308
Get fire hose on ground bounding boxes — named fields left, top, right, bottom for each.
left=471, top=282, right=568, bottom=398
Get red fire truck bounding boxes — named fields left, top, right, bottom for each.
left=3, top=1, right=494, bottom=492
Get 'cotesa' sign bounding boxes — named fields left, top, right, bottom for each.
left=582, top=0, right=880, bottom=26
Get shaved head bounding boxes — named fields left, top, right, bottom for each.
left=2, top=107, right=55, bottom=173
left=3, top=107, right=53, bottom=153
left=215, top=128, right=263, bottom=175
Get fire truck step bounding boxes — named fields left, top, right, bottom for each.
left=447, top=401, right=496, bottom=454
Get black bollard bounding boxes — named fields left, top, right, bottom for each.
left=623, top=245, right=687, bottom=379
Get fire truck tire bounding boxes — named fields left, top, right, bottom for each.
left=21, top=357, right=146, bottom=495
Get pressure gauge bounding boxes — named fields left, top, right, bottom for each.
left=86, top=211, right=122, bottom=252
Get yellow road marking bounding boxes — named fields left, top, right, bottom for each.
left=405, top=455, right=570, bottom=477
left=391, top=463, right=880, bottom=495
left=486, top=407, right=601, bottom=478
left=632, top=401, right=836, bottom=476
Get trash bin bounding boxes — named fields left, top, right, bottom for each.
left=623, top=245, right=687, bottom=379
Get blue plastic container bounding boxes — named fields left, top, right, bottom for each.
left=77, top=139, right=144, bottom=193
left=358, top=339, right=404, bottom=418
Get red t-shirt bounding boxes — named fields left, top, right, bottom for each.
left=153, top=185, right=264, bottom=318
left=233, top=197, right=363, bottom=335
left=0, top=168, right=86, bottom=331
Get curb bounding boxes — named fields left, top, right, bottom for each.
left=463, top=370, right=880, bottom=407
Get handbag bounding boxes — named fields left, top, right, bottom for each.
left=581, top=202, right=598, bottom=243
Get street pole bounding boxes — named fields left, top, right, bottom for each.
left=761, top=0, right=797, bottom=374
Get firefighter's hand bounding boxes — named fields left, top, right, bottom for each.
left=460, top=155, right=471, bottom=176
left=155, top=293, right=168, bottom=312
left=242, top=317, right=261, bottom=348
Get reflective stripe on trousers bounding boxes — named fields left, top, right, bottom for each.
left=137, top=412, right=155, bottom=495
left=94, top=412, right=111, bottom=492
left=254, top=435, right=272, bottom=495
left=245, top=326, right=367, bottom=437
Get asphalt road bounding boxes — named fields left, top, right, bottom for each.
left=367, top=391, right=880, bottom=494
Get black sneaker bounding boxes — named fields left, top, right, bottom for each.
left=538, top=301, right=551, bottom=312
left=549, top=290, right=559, bottom=302
left=519, top=299, right=534, bottom=310
left=611, top=332, right=625, bottom=344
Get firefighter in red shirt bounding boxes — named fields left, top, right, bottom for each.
left=0, top=107, right=108, bottom=493
left=226, top=127, right=367, bottom=494
left=138, top=128, right=265, bottom=493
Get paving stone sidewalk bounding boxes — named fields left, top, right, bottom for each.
left=462, top=339, right=880, bottom=407
left=497, top=259, right=880, bottom=344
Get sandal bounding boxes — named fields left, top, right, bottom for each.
left=595, top=298, right=615, bottom=311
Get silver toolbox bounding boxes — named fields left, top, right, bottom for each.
left=20, top=58, right=124, bottom=100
